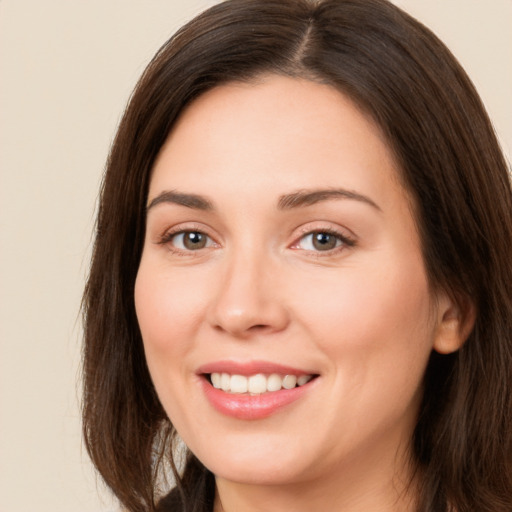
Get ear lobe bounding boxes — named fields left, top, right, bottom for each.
left=432, top=293, right=476, bottom=355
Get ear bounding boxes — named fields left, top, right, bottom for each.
left=432, top=292, right=476, bottom=355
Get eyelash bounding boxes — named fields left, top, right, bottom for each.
left=291, top=228, right=356, bottom=255
left=157, top=226, right=356, bottom=256
left=157, top=225, right=216, bottom=253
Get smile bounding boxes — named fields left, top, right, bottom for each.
left=197, top=362, right=319, bottom=420
left=209, top=372, right=314, bottom=394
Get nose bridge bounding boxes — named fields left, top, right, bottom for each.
left=208, top=239, right=288, bottom=337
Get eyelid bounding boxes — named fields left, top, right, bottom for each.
left=156, top=222, right=220, bottom=252
left=153, top=221, right=356, bottom=256
left=170, top=232, right=216, bottom=250
left=289, top=223, right=357, bottom=254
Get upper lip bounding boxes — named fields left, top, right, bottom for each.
left=196, top=360, right=318, bottom=376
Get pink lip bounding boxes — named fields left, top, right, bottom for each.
left=197, top=360, right=318, bottom=420
left=196, top=360, right=315, bottom=376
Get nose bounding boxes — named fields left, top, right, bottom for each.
left=207, top=249, right=290, bottom=338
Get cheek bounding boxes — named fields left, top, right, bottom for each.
left=290, top=253, right=434, bottom=378
left=134, top=259, right=210, bottom=355
left=299, top=260, right=434, bottom=443
left=134, top=258, right=212, bottom=419
left=134, top=259, right=214, bottom=418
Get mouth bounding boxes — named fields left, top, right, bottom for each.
left=205, top=372, right=316, bottom=395
left=197, top=361, right=319, bottom=420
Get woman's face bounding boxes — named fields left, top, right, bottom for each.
left=135, top=76, right=455, bottom=489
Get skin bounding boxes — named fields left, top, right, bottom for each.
left=135, top=75, right=466, bottom=511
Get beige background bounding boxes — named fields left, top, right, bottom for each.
left=0, top=1, right=510, bottom=511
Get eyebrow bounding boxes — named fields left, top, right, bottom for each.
left=146, top=190, right=213, bottom=212
left=146, top=187, right=381, bottom=213
left=277, top=188, right=381, bottom=211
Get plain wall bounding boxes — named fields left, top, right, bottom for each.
left=0, top=1, right=510, bottom=511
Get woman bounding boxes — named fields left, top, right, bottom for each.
left=82, top=0, right=512, bottom=511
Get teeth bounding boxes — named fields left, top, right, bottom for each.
left=282, top=375, right=297, bottom=389
left=297, top=375, right=312, bottom=386
left=248, top=374, right=267, bottom=394
left=220, top=372, right=230, bottom=392
left=211, top=372, right=221, bottom=388
left=230, top=374, right=248, bottom=393
left=210, top=372, right=313, bottom=394
left=267, top=373, right=282, bottom=392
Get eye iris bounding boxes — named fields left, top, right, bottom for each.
left=312, top=232, right=337, bottom=251
left=183, top=232, right=206, bottom=250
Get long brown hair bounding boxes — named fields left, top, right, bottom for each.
left=82, top=1, right=512, bottom=510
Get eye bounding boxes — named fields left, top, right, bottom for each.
left=167, top=231, right=214, bottom=251
left=294, top=230, right=353, bottom=252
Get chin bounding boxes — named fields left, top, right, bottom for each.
left=210, top=461, right=305, bottom=486
left=187, top=432, right=312, bottom=485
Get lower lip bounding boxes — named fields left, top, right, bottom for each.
left=200, top=377, right=315, bottom=420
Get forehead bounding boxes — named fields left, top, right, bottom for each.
left=149, top=75, right=405, bottom=212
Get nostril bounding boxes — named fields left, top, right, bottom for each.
left=248, top=324, right=271, bottom=332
